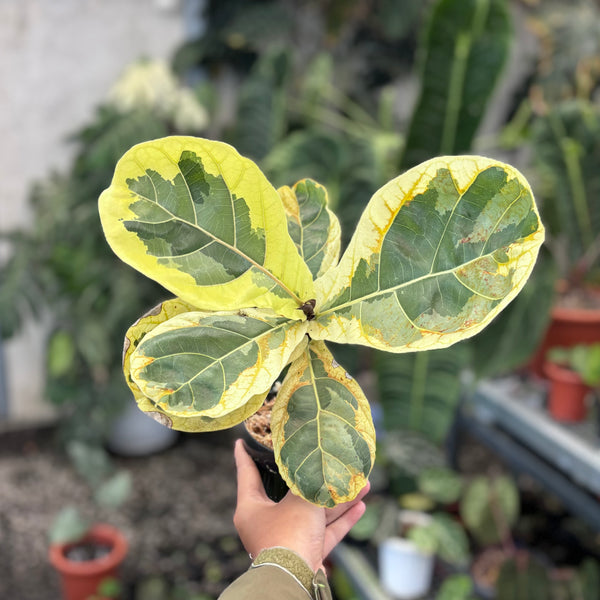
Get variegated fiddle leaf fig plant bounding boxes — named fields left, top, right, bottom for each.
left=99, top=136, right=544, bottom=507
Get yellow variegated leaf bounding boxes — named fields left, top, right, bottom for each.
left=135, top=388, right=269, bottom=434
left=122, top=298, right=269, bottom=432
left=128, top=308, right=308, bottom=431
left=272, top=341, right=375, bottom=507
left=310, top=156, right=545, bottom=352
left=278, top=179, right=341, bottom=278
left=99, top=136, right=314, bottom=320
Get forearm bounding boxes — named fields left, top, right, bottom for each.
left=218, top=548, right=331, bottom=600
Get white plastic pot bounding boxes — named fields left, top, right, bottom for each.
left=378, top=511, right=434, bottom=599
left=107, top=403, right=178, bottom=456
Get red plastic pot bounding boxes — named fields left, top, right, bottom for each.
left=49, top=524, right=128, bottom=600
left=531, top=285, right=600, bottom=376
left=544, top=361, right=591, bottom=422
left=546, top=303, right=600, bottom=347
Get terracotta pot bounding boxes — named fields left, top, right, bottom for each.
left=544, top=361, right=591, bottom=422
left=531, top=285, right=600, bottom=376
left=546, top=303, right=600, bottom=347
left=49, top=524, right=128, bottom=600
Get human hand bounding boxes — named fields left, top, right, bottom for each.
left=232, top=439, right=369, bottom=572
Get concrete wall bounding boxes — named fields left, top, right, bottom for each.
left=0, top=0, right=187, bottom=425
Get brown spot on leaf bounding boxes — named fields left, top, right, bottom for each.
left=147, top=411, right=173, bottom=428
left=143, top=303, right=163, bottom=318
left=122, top=337, right=131, bottom=363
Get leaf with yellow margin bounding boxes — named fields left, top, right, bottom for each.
left=278, top=179, right=341, bottom=278
left=310, top=156, right=545, bottom=352
left=122, top=298, right=275, bottom=432
left=272, top=340, right=375, bottom=507
left=99, top=136, right=314, bottom=321
left=128, top=307, right=309, bottom=431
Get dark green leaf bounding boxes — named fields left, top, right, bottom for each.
left=401, top=0, right=511, bottom=168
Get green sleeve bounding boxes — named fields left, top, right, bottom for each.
left=218, top=547, right=332, bottom=600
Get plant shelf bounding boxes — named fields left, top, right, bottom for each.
left=450, top=376, right=600, bottom=531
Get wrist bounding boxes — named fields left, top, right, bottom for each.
left=252, top=547, right=316, bottom=588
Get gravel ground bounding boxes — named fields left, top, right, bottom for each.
left=0, top=426, right=248, bottom=600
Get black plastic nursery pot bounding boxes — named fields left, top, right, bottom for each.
left=241, top=389, right=289, bottom=502
left=241, top=433, right=289, bottom=502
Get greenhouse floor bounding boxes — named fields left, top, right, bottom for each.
left=0, top=425, right=247, bottom=600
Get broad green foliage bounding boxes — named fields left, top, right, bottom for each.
left=272, top=341, right=375, bottom=506
left=401, top=0, right=511, bottom=168
left=100, top=136, right=544, bottom=506
left=130, top=309, right=308, bottom=419
left=533, top=100, right=600, bottom=270
left=278, top=179, right=341, bottom=278
left=310, top=156, right=543, bottom=352
left=99, top=136, right=314, bottom=321
left=460, top=475, right=519, bottom=545
left=375, top=346, right=471, bottom=444
left=122, top=299, right=288, bottom=433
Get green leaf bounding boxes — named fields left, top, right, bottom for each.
left=67, top=441, right=113, bottom=490
left=311, top=156, right=544, bottom=352
left=96, top=577, right=122, bottom=599
left=124, top=300, right=275, bottom=433
left=429, top=513, right=470, bottom=567
left=272, top=340, right=376, bottom=506
left=549, top=343, right=600, bottom=387
left=94, top=471, right=132, bottom=510
left=418, top=467, right=463, bottom=504
left=407, top=524, right=437, bottom=555
left=468, top=252, right=557, bottom=378
left=579, top=558, right=600, bottom=600
left=233, top=48, right=291, bottom=160
left=460, top=475, right=519, bottom=545
left=264, top=129, right=347, bottom=193
left=401, top=0, right=511, bottom=168
left=130, top=308, right=308, bottom=432
left=375, top=345, right=471, bottom=443
left=496, top=555, right=550, bottom=600
left=48, top=506, right=89, bottom=545
left=570, top=345, right=600, bottom=386
left=278, top=179, right=341, bottom=278
left=47, top=330, right=76, bottom=378
left=435, top=574, right=475, bottom=600
left=349, top=502, right=382, bottom=541
left=99, top=136, right=314, bottom=320
left=380, top=430, right=446, bottom=479
left=532, top=100, right=600, bottom=267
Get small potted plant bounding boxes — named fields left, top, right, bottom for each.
left=49, top=516, right=127, bottom=600
left=544, top=343, right=600, bottom=422
left=379, top=507, right=470, bottom=599
left=531, top=100, right=600, bottom=373
left=48, top=442, right=131, bottom=600
left=98, top=135, right=544, bottom=507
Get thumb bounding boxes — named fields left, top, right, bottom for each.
left=234, top=439, right=269, bottom=503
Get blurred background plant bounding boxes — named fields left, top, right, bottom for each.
left=6, top=0, right=597, bottom=451
left=0, top=58, right=208, bottom=447
left=48, top=440, right=132, bottom=545
left=547, top=343, right=600, bottom=386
